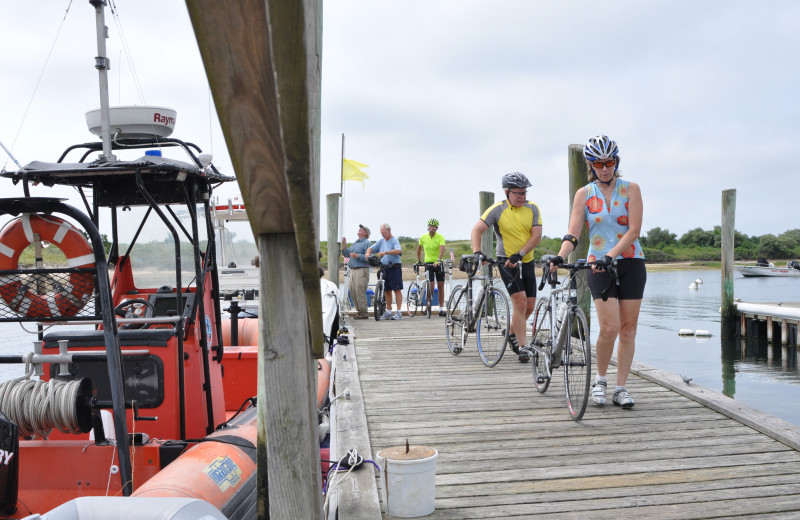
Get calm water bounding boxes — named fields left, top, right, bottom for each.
left=590, top=269, right=800, bottom=426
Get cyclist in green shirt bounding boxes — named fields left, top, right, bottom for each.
left=417, top=218, right=447, bottom=316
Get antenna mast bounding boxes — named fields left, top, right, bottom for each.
left=90, top=0, right=116, bottom=161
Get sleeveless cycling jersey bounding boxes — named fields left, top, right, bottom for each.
left=481, top=200, right=542, bottom=262
left=419, top=232, right=445, bottom=263
left=584, top=179, right=645, bottom=262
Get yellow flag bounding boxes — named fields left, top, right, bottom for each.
left=342, top=158, right=369, bottom=184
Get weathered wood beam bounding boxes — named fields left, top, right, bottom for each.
left=258, top=233, right=323, bottom=518
left=185, top=1, right=324, bottom=518
left=185, top=0, right=323, bottom=356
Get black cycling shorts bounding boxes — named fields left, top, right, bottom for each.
left=587, top=258, right=646, bottom=300
left=497, top=259, right=536, bottom=298
left=426, top=263, right=445, bottom=282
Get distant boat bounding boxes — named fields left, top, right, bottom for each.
left=735, top=260, right=800, bottom=278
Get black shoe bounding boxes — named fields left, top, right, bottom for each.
left=518, top=349, right=531, bottom=363
left=439, top=310, right=446, bottom=317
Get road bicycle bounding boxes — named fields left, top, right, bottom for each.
left=339, top=263, right=353, bottom=322
left=407, top=263, right=441, bottom=318
left=444, top=254, right=510, bottom=367
left=527, top=255, right=616, bottom=421
left=368, top=256, right=389, bottom=321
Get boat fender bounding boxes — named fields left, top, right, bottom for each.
left=678, top=329, right=695, bottom=336
left=43, top=496, right=226, bottom=520
left=695, top=330, right=712, bottom=337
left=0, top=214, right=95, bottom=318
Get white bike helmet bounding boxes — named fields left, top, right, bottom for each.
left=583, top=135, right=620, bottom=179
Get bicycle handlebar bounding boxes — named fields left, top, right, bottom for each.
left=460, top=254, right=505, bottom=278
left=538, top=254, right=618, bottom=302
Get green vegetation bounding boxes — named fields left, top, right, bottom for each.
left=640, top=227, right=800, bottom=263
left=21, top=227, right=798, bottom=270
left=326, top=227, right=800, bottom=268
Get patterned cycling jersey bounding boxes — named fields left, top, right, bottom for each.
left=584, top=179, right=645, bottom=261
left=480, top=200, right=542, bottom=262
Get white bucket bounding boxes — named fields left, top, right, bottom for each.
left=376, top=445, right=438, bottom=518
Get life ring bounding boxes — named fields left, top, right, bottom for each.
left=0, top=214, right=96, bottom=318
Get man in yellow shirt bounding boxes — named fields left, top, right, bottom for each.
left=470, top=172, right=542, bottom=362
left=417, top=218, right=447, bottom=316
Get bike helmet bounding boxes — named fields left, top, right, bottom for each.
left=583, top=135, right=620, bottom=181
left=427, top=218, right=439, bottom=227
left=501, top=172, right=532, bottom=189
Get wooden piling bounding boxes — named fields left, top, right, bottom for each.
left=326, top=193, right=340, bottom=286
left=479, top=191, right=495, bottom=254
left=567, top=145, right=591, bottom=322
left=721, top=189, right=736, bottom=337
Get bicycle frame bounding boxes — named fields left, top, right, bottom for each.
left=462, top=260, right=500, bottom=332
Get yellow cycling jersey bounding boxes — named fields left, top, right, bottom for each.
left=480, top=200, right=542, bottom=262
left=419, top=232, right=445, bottom=263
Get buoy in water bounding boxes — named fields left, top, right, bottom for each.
left=695, top=329, right=712, bottom=337
left=678, top=329, right=695, bottom=336
left=694, top=278, right=703, bottom=284
left=689, top=282, right=699, bottom=289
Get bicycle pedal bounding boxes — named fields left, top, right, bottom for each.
left=536, top=375, right=549, bottom=385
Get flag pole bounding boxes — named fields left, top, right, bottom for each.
left=339, top=133, right=345, bottom=241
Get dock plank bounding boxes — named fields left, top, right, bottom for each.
left=329, top=315, right=800, bottom=518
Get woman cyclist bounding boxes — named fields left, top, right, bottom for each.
left=551, top=135, right=645, bottom=409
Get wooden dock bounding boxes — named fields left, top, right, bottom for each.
left=736, top=301, right=800, bottom=347
left=328, top=313, right=800, bottom=519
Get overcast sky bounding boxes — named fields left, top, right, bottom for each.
left=2, top=1, right=799, bottom=245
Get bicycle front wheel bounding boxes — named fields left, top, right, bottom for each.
left=445, top=285, right=466, bottom=355
left=373, top=281, right=385, bottom=321
left=476, top=289, right=509, bottom=367
left=531, top=298, right=553, bottom=393
left=407, top=282, right=420, bottom=317
left=564, top=306, right=591, bottom=421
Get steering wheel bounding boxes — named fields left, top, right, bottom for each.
left=114, top=298, right=156, bottom=329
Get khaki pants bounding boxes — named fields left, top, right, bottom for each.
left=350, top=268, right=369, bottom=316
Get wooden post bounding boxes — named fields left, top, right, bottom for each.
left=479, top=191, right=494, bottom=255
left=567, top=145, right=591, bottom=323
left=258, top=233, right=322, bottom=519
left=327, top=194, right=340, bottom=286
left=186, top=0, right=325, bottom=517
left=479, top=191, right=495, bottom=289
left=721, top=189, right=736, bottom=338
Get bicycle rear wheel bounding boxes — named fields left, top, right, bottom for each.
left=425, top=283, right=432, bottom=318
left=476, top=289, right=509, bottom=367
left=564, top=306, right=591, bottom=421
left=373, top=281, right=385, bottom=321
left=420, top=283, right=429, bottom=318
left=407, top=282, right=420, bottom=317
left=531, top=298, right=553, bottom=393
left=445, top=285, right=466, bottom=355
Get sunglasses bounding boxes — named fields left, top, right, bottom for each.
left=591, top=159, right=617, bottom=169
